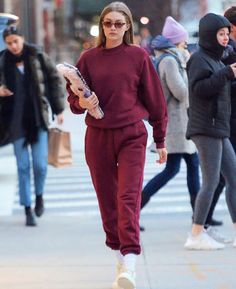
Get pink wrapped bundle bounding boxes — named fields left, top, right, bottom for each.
left=56, top=62, right=104, bottom=119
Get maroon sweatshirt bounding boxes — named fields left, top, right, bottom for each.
left=67, top=43, right=168, bottom=148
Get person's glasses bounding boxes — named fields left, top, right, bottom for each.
left=102, top=21, right=126, bottom=29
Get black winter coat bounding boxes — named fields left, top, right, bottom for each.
left=186, top=13, right=235, bottom=139
left=0, top=43, right=65, bottom=145
left=222, top=38, right=236, bottom=145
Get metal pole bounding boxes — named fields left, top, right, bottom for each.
left=21, top=0, right=31, bottom=42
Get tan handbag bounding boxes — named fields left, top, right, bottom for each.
left=48, top=128, right=72, bottom=168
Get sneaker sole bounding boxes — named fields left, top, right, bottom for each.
left=219, top=239, right=232, bottom=244
left=117, top=276, right=135, bottom=289
left=184, top=244, right=224, bottom=250
left=111, top=281, right=122, bottom=289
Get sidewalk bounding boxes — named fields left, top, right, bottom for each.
left=0, top=109, right=236, bottom=288
left=0, top=213, right=235, bottom=289
left=0, top=144, right=16, bottom=216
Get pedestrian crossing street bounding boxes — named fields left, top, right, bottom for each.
left=13, top=150, right=227, bottom=217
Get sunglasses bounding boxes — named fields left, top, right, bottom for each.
left=3, top=25, right=21, bottom=39
left=102, top=21, right=126, bottom=29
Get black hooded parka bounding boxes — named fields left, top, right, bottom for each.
left=186, top=13, right=235, bottom=139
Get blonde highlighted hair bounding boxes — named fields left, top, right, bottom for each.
left=96, top=1, right=134, bottom=47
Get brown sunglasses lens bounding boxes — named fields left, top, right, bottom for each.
left=103, top=21, right=126, bottom=29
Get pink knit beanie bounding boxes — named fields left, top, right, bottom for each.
left=162, top=16, right=188, bottom=44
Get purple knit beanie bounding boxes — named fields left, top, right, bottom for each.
left=162, top=16, right=188, bottom=44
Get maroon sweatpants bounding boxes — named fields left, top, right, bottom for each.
left=85, top=121, right=148, bottom=255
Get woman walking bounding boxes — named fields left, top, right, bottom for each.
left=0, top=26, right=65, bottom=226
left=140, top=16, right=200, bottom=229
left=67, top=2, right=167, bottom=288
left=184, top=13, right=236, bottom=250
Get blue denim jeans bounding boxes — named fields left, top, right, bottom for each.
left=142, top=152, right=200, bottom=210
left=13, top=129, right=48, bottom=207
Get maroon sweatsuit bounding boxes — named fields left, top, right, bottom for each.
left=67, top=43, right=167, bottom=255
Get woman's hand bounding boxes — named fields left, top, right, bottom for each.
left=56, top=113, right=64, bottom=125
left=0, top=85, right=13, bottom=97
left=79, top=92, right=99, bottom=110
left=156, top=148, right=168, bottom=164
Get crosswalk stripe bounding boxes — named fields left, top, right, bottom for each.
left=13, top=150, right=227, bottom=217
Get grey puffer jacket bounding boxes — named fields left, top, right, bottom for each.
left=153, top=36, right=196, bottom=154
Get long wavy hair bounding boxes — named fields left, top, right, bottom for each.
left=96, top=2, right=134, bottom=47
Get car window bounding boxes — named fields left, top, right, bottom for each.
left=0, top=13, right=19, bottom=52
left=0, top=26, right=6, bottom=51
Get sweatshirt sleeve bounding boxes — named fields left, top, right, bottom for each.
left=187, top=55, right=235, bottom=100
left=139, top=55, right=168, bottom=148
left=67, top=82, right=86, bottom=115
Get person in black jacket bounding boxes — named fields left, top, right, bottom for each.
left=202, top=6, right=236, bottom=238
left=184, top=13, right=236, bottom=250
left=224, top=6, right=236, bottom=150
left=0, top=26, right=65, bottom=226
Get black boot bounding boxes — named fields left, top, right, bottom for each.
left=140, top=225, right=145, bottom=232
left=35, top=195, right=44, bottom=217
left=208, top=218, right=223, bottom=226
left=25, top=207, right=37, bottom=227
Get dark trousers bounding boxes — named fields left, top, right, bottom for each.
left=206, top=137, right=236, bottom=223
left=85, top=121, right=147, bottom=255
left=192, top=136, right=236, bottom=225
left=142, top=152, right=200, bottom=211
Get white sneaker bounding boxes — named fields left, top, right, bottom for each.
left=206, top=226, right=232, bottom=244
left=117, top=268, right=136, bottom=289
left=233, top=237, right=236, bottom=248
left=112, top=263, right=123, bottom=289
left=184, top=231, right=225, bottom=250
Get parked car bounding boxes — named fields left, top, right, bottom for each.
left=0, top=13, right=19, bottom=51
